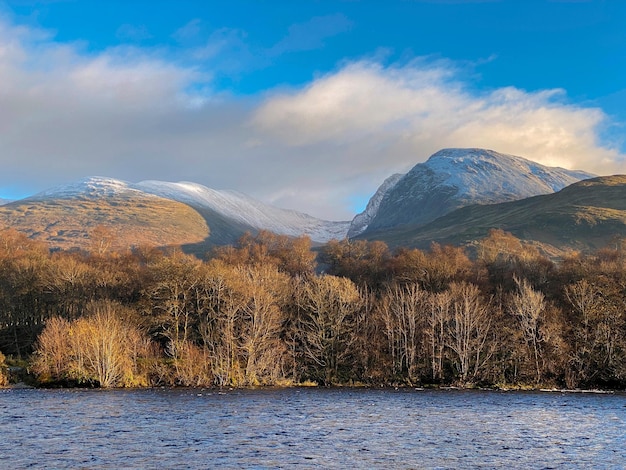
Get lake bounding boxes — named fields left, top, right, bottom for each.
left=1, top=387, right=625, bottom=468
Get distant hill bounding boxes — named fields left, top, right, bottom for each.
left=135, top=180, right=350, bottom=244
left=351, top=148, right=594, bottom=236
left=0, top=181, right=209, bottom=252
left=358, top=175, right=626, bottom=255
left=0, top=177, right=350, bottom=252
left=0, top=149, right=605, bottom=254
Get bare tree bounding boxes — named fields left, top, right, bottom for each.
left=379, top=283, right=426, bottom=383
left=444, top=282, right=493, bottom=383
left=296, top=275, right=362, bottom=384
left=427, top=290, right=451, bottom=382
left=33, top=301, right=151, bottom=387
left=509, top=276, right=546, bottom=383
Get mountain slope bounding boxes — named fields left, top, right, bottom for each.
left=359, top=175, right=626, bottom=254
left=135, top=181, right=350, bottom=243
left=0, top=177, right=350, bottom=251
left=0, top=178, right=209, bottom=251
left=355, top=148, right=594, bottom=235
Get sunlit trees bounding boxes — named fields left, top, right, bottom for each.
left=444, top=282, right=494, bottom=384
left=33, top=301, right=151, bottom=387
left=215, top=231, right=317, bottom=277
left=142, top=250, right=202, bottom=361
left=237, top=264, right=290, bottom=384
left=89, top=225, right=115, bottom=256
left=564, top=278, right=626, bottom=387
left=476, top=230, right=557, bottom=296
left=392, top=244, right=473, bottom=292
left=4, top=219, right=626, bottom=390
left=508, top=276, right=547, bottom=383
left=379, top=283, right=426, bottom=383
left=0, top=350, right=8, bottom=387
left=426, top=290, right=451, bottom=382
left=194, top=260, right=245, bottom=386
left=294, top=275, right=362, bottom=384
left=320, top=239, right=391, bottom=288
left=44, top=254, right=93, bottom=321
left=0, top=229, right=50, bottom=357
left=32, top=316, right=70, bottom=381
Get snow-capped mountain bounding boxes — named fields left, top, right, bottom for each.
left=354, top=148, right=595, bottom=235
left=29, top=177, right=151, bottom=201
left=135, top=180, right=350, bottom=243
left=14, top=148, right=596, bottom=248
left=29, top=177, right=350, bottom=243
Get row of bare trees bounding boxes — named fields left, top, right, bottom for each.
left=1, top=228, right=626, bottom=388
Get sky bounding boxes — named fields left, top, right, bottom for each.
left=1, top=0, right=626, bottom=220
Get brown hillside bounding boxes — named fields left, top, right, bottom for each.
left=0, top=194, right=210, bottom=252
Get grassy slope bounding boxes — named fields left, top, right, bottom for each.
left=0, top=194, right=210, bottom=252
left=359, top=175, right=626, bottom=254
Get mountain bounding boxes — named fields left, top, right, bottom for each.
left=0, top=149, right=601, bottom=253
left=0, top=177, right=350, bottom=251
left=359, top=175, right=626, bottom=254
left=0, top=178, right=210, bottom=252
left=135, top=180, right=350, bottom=243
left=351, top=148, right=594, bottom=236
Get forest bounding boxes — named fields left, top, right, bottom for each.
left=0, top=227, right=625, bottom=390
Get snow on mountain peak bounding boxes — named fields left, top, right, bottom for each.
left=422, top=148, right=593, bottom=201
left=16, top=147, right=595, bottom=244
left=136, top=180, right=350, bottom=243
left=348, top=173, right=404, bottom=237
left=358, top=148, right=595, bottom=233
left=27, top=176, right=148, bottom=200
left=24, top=177, right=350, bottom=243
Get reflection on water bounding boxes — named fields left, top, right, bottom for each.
left=1, top=387, right=625, bottom=468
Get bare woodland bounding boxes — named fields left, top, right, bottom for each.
left=1, top=228, right=626, bottom=389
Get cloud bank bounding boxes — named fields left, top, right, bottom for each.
left=0, top=18, right=623, bottom=220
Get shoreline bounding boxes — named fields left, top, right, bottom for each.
left=3, top=382, right=621, bottom=394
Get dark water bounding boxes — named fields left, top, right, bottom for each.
left=1, top=387, right=625, bottom=469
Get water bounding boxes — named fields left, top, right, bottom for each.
left=1, top=387, right=625, bottom=469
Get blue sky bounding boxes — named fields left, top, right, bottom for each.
left=0, top=0, right=625, bottom=219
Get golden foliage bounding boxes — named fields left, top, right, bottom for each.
left=0, top=350, right=7, bottom=387
left=33, top=301, right=152, bottom=387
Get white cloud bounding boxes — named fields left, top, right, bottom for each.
left=0, top=17, right=623, bottom=221
left=248, top=60, right=626, bottom=216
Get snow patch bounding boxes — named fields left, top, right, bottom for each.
left=136, top=181, right=350, bottom=243
left=25, top=176, right=350, bottom=243
left=423, top=148, right=594, bottom=203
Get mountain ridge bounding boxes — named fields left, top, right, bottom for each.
left=357, top=175, right=626, bottom=255
left=355, top=148, right=595, bottom=235
left=0, top=148, right=605, bottom=254
left=16, top=176, right=351, bottom=246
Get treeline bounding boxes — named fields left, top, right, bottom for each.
left=0, top=228, right=625, bottom=389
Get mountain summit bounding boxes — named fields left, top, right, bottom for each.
left=351, top=148, right=594, bottom=236
left=0, top=149, right=598, bottom=253
left=17, top=177, right=350, bottom=247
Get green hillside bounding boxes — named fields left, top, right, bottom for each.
left=358, top=175, right=626, bottom=254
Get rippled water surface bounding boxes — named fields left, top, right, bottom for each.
left=1, top=387, right=625, bottom=468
